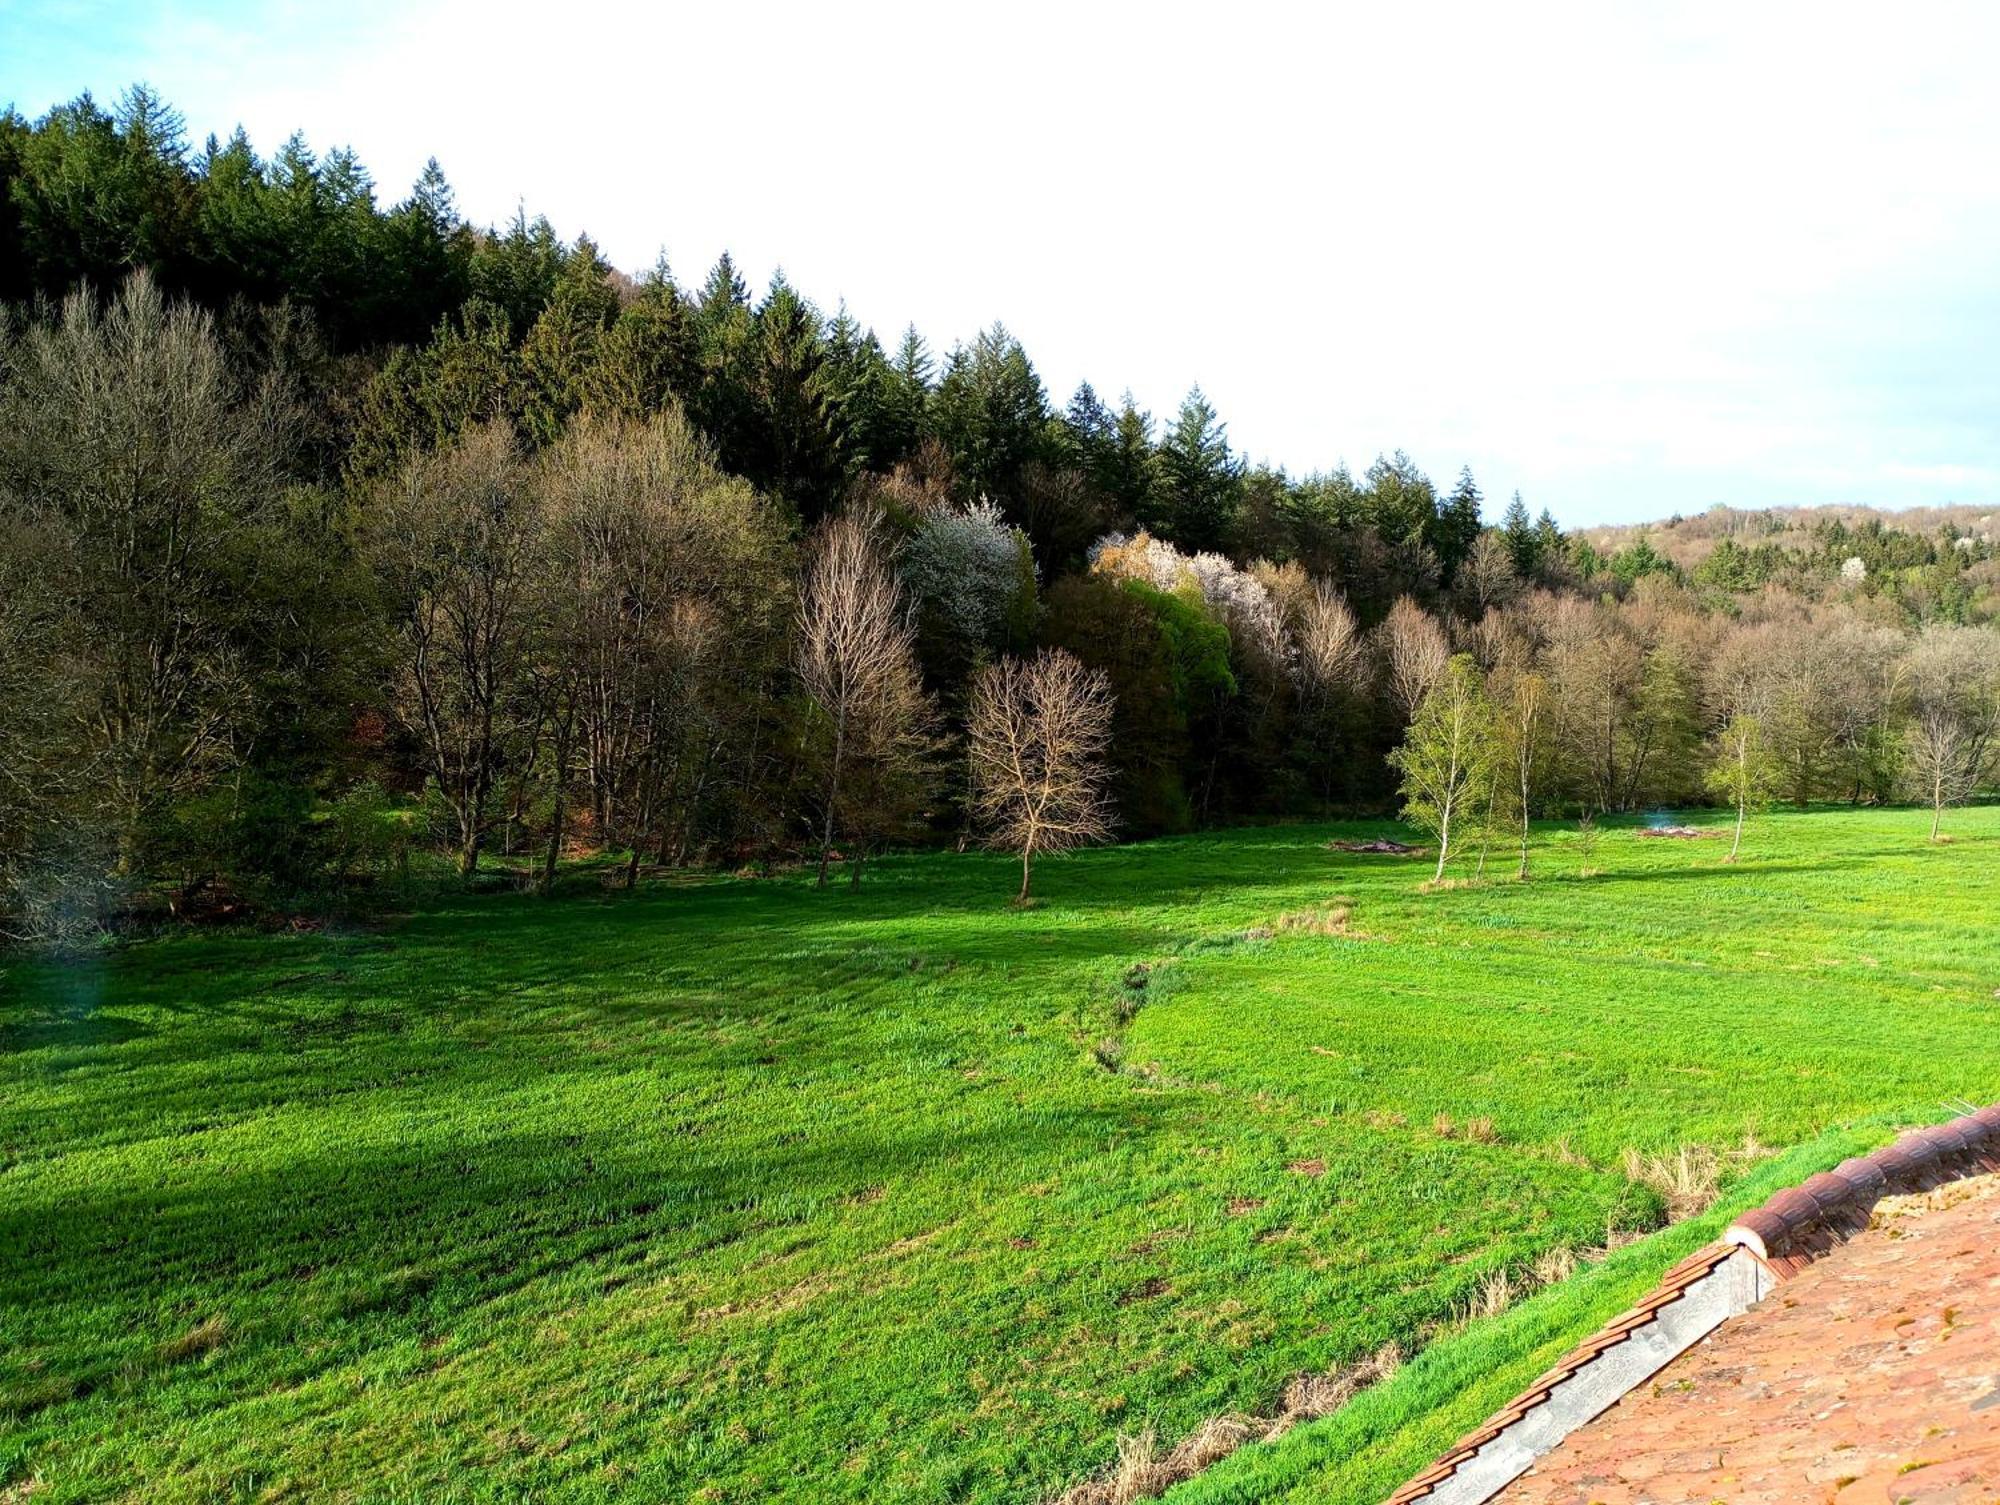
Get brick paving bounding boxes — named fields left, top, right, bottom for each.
left=1494, top=1173, right=2000, bottom=1505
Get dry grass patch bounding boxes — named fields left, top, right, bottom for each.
left=1621, top=1144, right=1722, bottom=1221
left=1531, top=1244, right=1577, bottom=1286
left=1050, top=1344, right=1403, bottom=1505
left=1545, top=1135, right=1595, bottom=1168
left=155, top=1316, right=227, bottom=1367
left=1431, top=1113, right=1501, bottom=1144
left=1461, top=1268, right=1516, bottom=1322
left=1417, top=877, right=1488, bottom=894
left=1274, top=899, right=1359, bottom=937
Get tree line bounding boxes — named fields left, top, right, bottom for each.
left=1, top=88, right=1995, bottom=942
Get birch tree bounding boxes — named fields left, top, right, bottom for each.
left=1704, top=712, right=1780, bottom=862
left=1496, top=668, right=1550, bottom=879
left=1389, top=654, right=1498, bottom=883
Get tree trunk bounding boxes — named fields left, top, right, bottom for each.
left=1729, top=800, right=1745, bottom=861
left=1517, top=800, right=1531, bottom=881
left=458, top=827, right=481, bottom=880
left=1931, top=791, right=1943, bottom=843
left=816, top=714, right=845, bottom=889
left=849, top=842, right=866, bottom=889
left=1018, top=848, right=1033, bottom=904
left=1433, top=809, right=1451, bottom=883
left=539, top=791, right=564, bottom=896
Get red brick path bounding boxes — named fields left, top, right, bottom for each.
left=1495, top=1174, right=2000, bottom=1505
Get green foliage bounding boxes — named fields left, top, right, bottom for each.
left=1500, top=491, right=1538, bottom=577
left=1691, top=535, right=1776, bottom=592
left=929, top=324, right=1051, bottom=513
left=1704, top=712, right=1783, bottom=857
left=1607, top=534, right=1677, bottom=586
left=1044, top=576, right=1196, bottom=833
left=1154, top=387, right=1244, bottom=552
left=347, top=300, right=523, bottom=479
left=1362, top=451, right=1438, bottom=551
left=1434, top=467, right=1484, bottom=581
left=1388, top=656, right=1498, bottom=877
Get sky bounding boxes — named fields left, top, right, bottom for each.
left=6, top=0, right=2000, bottom=527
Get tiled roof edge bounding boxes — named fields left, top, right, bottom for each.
left=1720, top=1104, right=2000, bottom=1265
left=1380, top=1102, right=2000, bottom=1505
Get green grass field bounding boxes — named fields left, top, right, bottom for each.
left=4, top=807, right=1997, bottom=1504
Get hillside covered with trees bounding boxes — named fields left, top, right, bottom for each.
left=2, top=87, right=1998, bottom=943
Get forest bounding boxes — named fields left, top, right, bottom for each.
left=2, top=87, right=1998, bottom=944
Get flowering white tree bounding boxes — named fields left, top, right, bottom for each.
left=900, top=501, right=1034, bottom=660
left=1090, top=530, right=1286, bottom=667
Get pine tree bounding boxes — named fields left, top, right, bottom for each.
left=1101, top=395, right=1157, bottom=527
left=579, top=263, right=698, bottom=421
left=686, top=252, right=759, bottom=470
left=1533, top=508, right=1565, bottom=572
left=1063, top=382, right=1114, bottom=460
left=469, top=206, right=567, bottom=339
left=698, top=250, right=751, bottom=315
left=823, top=312, right=907, bottom=479
left=1501, top=491, right=1538, bottom=577
left=1436, top=466, right=1484, bottom=582
left=747, top=274, right=841, bottom=520
left=1362, top=451, right=1438, bottom=549
left=929, top=325, right=1049, bottom=510
left=1156, top=386, right=1242, bottom=552
left=370, top=158, right=473, bottom=346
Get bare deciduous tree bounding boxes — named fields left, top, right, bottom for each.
left=367, top=423, right=542, bottom=878
left=796, top=510, right=935, bottom=887
left=1296, top=581, right=1365, bottom=702
left=1908, top=624, right=2000, bottom=783
left=1496, top=668, right=1550, bottom=879
left=540, top=412, right=789, bottom=888
left=1903, top=711, right=1975, bottom=842
left=1461, top=532, right=1520, bottom=614
left=0, top=271, right=292, bottom=879
left=1377, top=595, right=1450, bottom=721
left=968, top=649, right=1116, bottom=902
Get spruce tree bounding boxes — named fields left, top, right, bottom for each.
left=1501, top=490, right=1538, bottom=577
left=1436, top=466, right=1484, bottom=582
left=1362, top=451, right=1438, bottom=549
left=1156, top=386, right=1242, bottom=552
left=1533, top=508, right=1565, bottom=571
left=1102, top=395, right=1157, bottom=527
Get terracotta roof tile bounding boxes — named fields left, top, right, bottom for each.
left=1494, top=1171, right=2000, bottom=1504
left=1382, top=1104, right=2000, bottom=1505
left=1829, top=1155, right=1886, bottom=1197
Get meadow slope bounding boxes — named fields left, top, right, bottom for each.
left=2, top=808, right=1997, bottom=1503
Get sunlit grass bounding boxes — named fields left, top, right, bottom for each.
left=2, top=806, right=1995, bottom=1503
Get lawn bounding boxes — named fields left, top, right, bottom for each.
left=3, top=807, right=1997, bottom=1504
